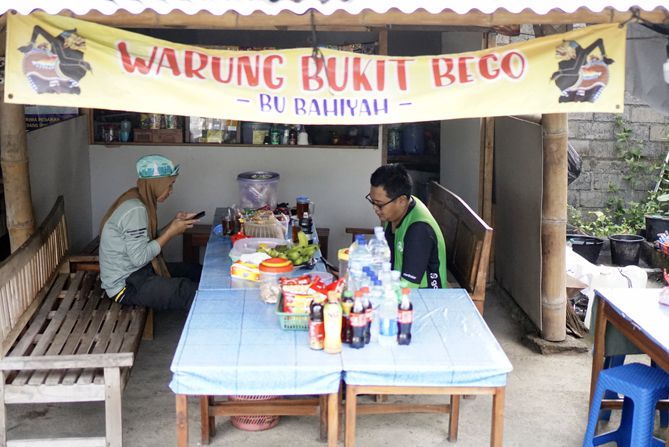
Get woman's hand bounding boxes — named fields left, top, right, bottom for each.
left=176, top=211, right=196, bottom=220
left=156, top=217, right=198, bottom=247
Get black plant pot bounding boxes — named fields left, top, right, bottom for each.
left=567, top=234, right=604, bottom=264
left=609, top=234, right=645, bottom=266
left=644, top=215, right=669, bottom=242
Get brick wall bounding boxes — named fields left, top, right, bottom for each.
left=568, top=92, right=669, bottom=213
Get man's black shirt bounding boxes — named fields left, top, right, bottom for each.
left=384, top=200, right=442, bottom=288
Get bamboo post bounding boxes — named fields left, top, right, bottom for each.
left=541, top=113, right=567, bottom=341
left=0, top=86, right=35, bottom=251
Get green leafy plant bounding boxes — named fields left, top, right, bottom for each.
left=569, top=206, right=639, bottom=238
left=568, top=119, right=669, bottom=236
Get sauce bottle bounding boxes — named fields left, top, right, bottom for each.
left=323, top=292, right=342, bottom=354
left=308, top=297, right=325, bottom=350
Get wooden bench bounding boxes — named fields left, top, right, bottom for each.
left=346, top=181, right=492, bottom=314
left=0, top=197, right=147, bottom=447
left=427, top=181, right=492, bottom=315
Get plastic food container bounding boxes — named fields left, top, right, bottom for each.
left=229, top=237, right=286, bottom=261
left=237, top=171, right=280, bottom=210
left=259, top=258, right=293, bottom=304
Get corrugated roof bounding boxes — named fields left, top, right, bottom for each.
left=1, top=0, right=667, bottom=16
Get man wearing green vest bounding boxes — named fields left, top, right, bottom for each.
left=367, top=164, right=447, bottom=288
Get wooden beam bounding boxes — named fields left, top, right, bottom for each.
left=43, top=8, right=669, bottom=30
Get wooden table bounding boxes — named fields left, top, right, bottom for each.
left=341, top=289, right=512, bottom=447
left=590, top=288, right=669, bottom=446
left=170, top=290, right=341, bottom=447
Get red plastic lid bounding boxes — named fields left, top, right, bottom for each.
left=259, top=257, right=294, bottom=273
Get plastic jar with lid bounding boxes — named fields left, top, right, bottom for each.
left=259, top=258, right=294, bottom=304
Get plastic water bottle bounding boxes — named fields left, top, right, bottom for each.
left=348, top=234, right=373, bottom=291
left=390, top=270, right=402, bottom=302
left=379, top=262, right=392, bottom=288
left=378, top=286, right=398, bottom=347
left=368, top=226, right=391, bottom=276
left=368, top=279, right=382, bottom=343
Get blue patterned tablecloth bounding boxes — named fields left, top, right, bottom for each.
left=170, top=209, right=511, bottom=397
left=169, top=289, right=343, bottom=396
left=341, top=288, right=512, bottom=387
left=170, top=289, right=512, bottom=396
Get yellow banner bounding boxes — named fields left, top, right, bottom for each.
left=5, top=13, right=626, bottom=124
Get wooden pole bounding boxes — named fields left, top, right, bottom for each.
left=541, top=113, right=567, bottom=341
left=0, top=87, right=35, bottom=251
left=378, top=30, right=389, bottom=165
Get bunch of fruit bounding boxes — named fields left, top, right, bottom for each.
left=257, top=230, right=319, bottom=266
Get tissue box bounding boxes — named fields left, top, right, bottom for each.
left=231, top=261, right=260, bottom=282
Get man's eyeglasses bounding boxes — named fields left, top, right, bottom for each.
left=365, top=193, right=401, bottom=209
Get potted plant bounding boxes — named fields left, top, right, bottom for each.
left=568, top=208, right=644, bottom=266
left=643, top=190, right=669, bottom=242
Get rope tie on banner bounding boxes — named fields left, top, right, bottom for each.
left=309, top=10, right=334, bottom=94
left=309, top=10, right=374, bottom=96
left=618, top=7, right=657, bottom=28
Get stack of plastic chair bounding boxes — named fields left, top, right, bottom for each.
left=599, top=356, right=669, bottom=428
left=584, top=363, right=669, bottom=446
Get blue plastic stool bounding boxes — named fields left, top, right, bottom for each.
left=599, top=356, right=669, bottom=428
left=584, top=363, right=669, bottom=447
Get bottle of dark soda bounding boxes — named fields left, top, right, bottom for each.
left=340, top=290, right=354, bottom=343
left=349, top=292, right=366, bottom=349
left=308, top=297, right=325, bottom=350
left=397, top=288, right=413, bottom=345
left=360, top=286, right=372, bottom=344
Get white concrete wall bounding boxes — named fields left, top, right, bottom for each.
left=439, top=31, right=484, bottom=212
left=90, top=145, right=381, bottom=262
left=27, top=116, right=92, bottom=252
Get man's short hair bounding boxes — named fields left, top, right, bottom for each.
left=370, top=164, right=412, bottom=199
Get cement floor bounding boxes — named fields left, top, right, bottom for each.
left=6, top=286, right=668, bottom=447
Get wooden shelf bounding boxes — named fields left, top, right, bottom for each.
left=91, top=142, right=378, bottom=149
left=388, top=154, right=440, bottom=172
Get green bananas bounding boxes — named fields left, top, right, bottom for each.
left=258, top=239, right=319, bottom=265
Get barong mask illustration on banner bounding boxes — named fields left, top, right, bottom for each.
left=19, top=26, right=92, bottom=94
left=551, top=38, right=615, bottom=104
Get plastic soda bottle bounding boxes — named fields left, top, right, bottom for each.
left=341, top=290, right=354, bottom=343
left=349, top=291, right=366, bottom=349
left=308, top=297, right=325, bottom=350
left=397, top=288, right=413, bottom=345
left=324, top=292, right=343, bottom=354
left=378, top=286, right=398, bottom=347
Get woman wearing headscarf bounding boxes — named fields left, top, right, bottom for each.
left=99, top=154, right=201, bottom=310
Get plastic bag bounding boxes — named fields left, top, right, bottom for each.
left=568, top=142, right=582, bottom=184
